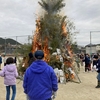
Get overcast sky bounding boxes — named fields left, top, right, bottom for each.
left=0, top=0, right=100, bottom=46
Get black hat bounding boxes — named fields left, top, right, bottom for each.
left=34, top=50, right=44, bottom=59
left=28, top=52, right=33, bottom=58
left=93, top=55, right=98, bottom=59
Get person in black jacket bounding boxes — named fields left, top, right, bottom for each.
left=95, top=55, right=100, bottom=88
left=26, top=52, right=35, bottom=100
left=28, top=52, right=35, bottom=66
left=0, top=55, right=2, bottom=70
left=91, top=55, right=98, bottom=71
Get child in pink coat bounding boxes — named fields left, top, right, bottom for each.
left=0, top=57, right=18, bottom=100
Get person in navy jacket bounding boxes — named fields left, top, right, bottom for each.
left=83, top=54, right=91, bottom=72
left=95, top=55, right=100, bottom=88
left=23, top=50, right=58, bottom=100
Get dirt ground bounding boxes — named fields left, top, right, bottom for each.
left=0, top=63, right=100, bottom=100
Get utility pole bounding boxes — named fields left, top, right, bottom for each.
left=90, top=31, right=100, bottom=57
left=90, top=31, right=92, bottom=56
left=5, top=37, right=6, bottom=55
left=16, top=36, right=18, bottom=54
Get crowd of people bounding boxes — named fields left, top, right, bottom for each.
left=78, top=53, right=100, bottom=88
left=0, top=50, right=58, bottom=100
left=78, top=53, right=100, bottom=72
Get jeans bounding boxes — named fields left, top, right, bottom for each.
left=26, top=94, right=29, bottom=100
left=97, top=73, right=100, bottom=81
left=6, top=85, right=16, bottom=100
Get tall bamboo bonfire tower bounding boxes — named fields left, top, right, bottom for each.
left=29, top=0, right=80, bottom=82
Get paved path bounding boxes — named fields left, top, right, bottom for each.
left=0, top=66, right=100, bottom=100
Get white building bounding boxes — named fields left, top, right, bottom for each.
left=85, top=44, right=100, bottom=54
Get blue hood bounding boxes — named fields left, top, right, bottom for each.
left=29, top=60, right=47, bottom=73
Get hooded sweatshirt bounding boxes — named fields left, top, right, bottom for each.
left=23, top=60, right=58, bottom=100
left=0, top=64, right=18, bottom=85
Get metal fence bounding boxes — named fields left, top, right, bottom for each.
left=0, top=35, right=33, bottom=55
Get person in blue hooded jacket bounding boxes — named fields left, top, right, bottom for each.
left=23, top=50, right=58, bottom=100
